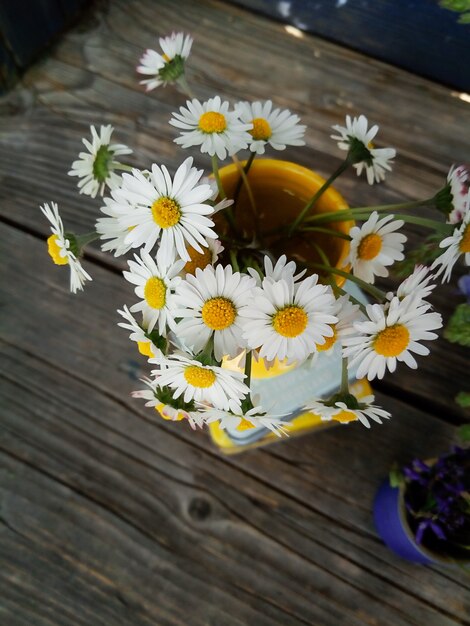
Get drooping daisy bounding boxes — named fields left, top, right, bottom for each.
left=342, top=297, right=442, bottom=381
left=331, top=115, right=396, bottom=184
left=137, top=32, right=193, bottom=91
left=346, top=211, right=407, bottom=284
left=173, top=264, right=256, bottom=361
left=68, top=125, right=132, bottom=198
left=182, top=239, right=224, bottom=276
left=169, top=96, right=252, bottom=160
left=149, top=353, right=249, bottom=411
left=247, top=254, right=306, bottom=286
left=131, top=377, right=203, bottom=428
left=305, top=395, right=391, bottom=429
left=114, top=157, right=217, bottom=262
left=40, top=202, right=92, bottom=294
left=432, top=208, right=470, bottom=283
left=240, top=274, right=338, bottom=364
left=96, top=195, right=135, bottom=257
left=236, top=100, right=306, bottom=155
left=117, top=305, right=163, bottom=359
left=123, top=249, right=184, bottom=335
left=313, top=294, right=361, bottom=356
left=386, top=265, right=436, bottom=304
left=200, top=404, right=289, bottom=437
left=446, top=165, right=470, bottom=224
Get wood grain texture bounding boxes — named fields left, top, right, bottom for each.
left=1, top=223, right=469, bottom=625
left=0, top=0, right=469, bottom=623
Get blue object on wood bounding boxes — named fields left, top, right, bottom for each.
left=227, top=0, right=470, bottom=91
left=374, top=479, right=433, bottom=564
left=0, top=0, right=91, bottom=92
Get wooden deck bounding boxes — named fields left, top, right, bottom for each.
left=0, top=0, right=469, bottom=623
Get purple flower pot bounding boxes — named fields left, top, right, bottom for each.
left=373, top=479, right=433, bottom=564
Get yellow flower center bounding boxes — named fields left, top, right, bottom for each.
left=316, top=325, right=337, bottom=352
left=162, top=53, right=171, bottom=62
left=151, top=196, right=181, bottom=229
left=367, top=141, right=375, bottom=150
left=236, top=417, right=256, bottom=432
left=184, top=365, right=216, bottom=388
left=333, top=410, right=358, bottom=424
left=184, top=245, right=213, bottom=275
left=250, top=117, right=272, bottom=141
left=201, top=297, right=236, bottom=330
left=144, top=277, right=167, bottom=309
left=47, top=234, right=68, bottom=265
left=137, top=341, right=154, bottom=358
left=357, top=233, right=383, bottom=260
left=459, top=223, right=470, bottom=253
left=272, top=306, right=308, bottom=338
left=374, top=324, right=410, bottom=357
left=198, top=111, right=227, bottom=134
left=155, top=403, right=185, bottom=421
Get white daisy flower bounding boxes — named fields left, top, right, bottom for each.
left=331, top=115, right=396, bottom=184
left=169, top=96, right=252, bottom=160
left=96, top=195, right=135, bottom=257
left=247, top=254, right=306, bottom=286
left=114, top=157, right=217, bottom=262
left=313, top=294, right=362, bottom=356
left=149, top=353, right=249, bottom=411
left=117, top=305, right=163, bottom=359
left=342, top=297, right=442, bottom=381
left=446, top=165, right=470, bottom=224
left=236, top=100, right=306, bottom=155
left=240, top=274, right=338, bottom=364
left=432, top=208, right=470, bottom=283
left=173, top=264, right=256, bottom=361
left=40, top=202, right=92, bottom=294
left=182, top=239, right=224, bottom=276
left=131, top=378, right=202, bottom=427
left=305, top=395, right=391, bottom=429
left=200, top=404, right=289, bottom=437
left=137, top=32, right=193, bottom=91
left=386, top=265, right=436, bottom=304
left=346, top=211, right=407, bottom=284
left=68, top=125, right=132, bottom=198
left=123, top=248, right=184, bottom=335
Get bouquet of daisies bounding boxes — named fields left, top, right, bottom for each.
left=40, top=32, right=470, bottom=436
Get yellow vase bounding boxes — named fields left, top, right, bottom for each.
left=218, top=158, right=353, bottom=380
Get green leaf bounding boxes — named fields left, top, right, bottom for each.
left=440, top=0, right=470, bottom=12
left=389, top=465, right=404, bottom=488
left=444, top=304, right=470, bottom=346
left=456, top=393, right=470, bottom=409
left=458, top=423, right=470, bottom=441
left=458, top=11, right=470, bottom=22
left=393, top=235, right=442, bottom=278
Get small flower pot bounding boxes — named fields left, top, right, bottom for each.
left=374, top=479, right=469, bottom=566
left=218, top=158, right=353, bottom=284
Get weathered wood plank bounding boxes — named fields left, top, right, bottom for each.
left=1, top=222, right=469, bottom=625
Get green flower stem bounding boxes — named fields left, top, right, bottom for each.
left=232, top=152, right=256, bottom=209
left=212, top=155, right=226, bottom=199
left=300, top=225, right=351, bottom=240
left=288, top=159, right=350, bottom=235
left=340, top=357, right=350, bottom=396
left=230, top=249, right=240, bottom=272
left=307, top=262, right=387, bottom=301
left=392, top=214, right=453, bottom=234
left=112, top=163, right=134, bottom=172
left=336, top=286, right=368, bottom=315
left=212, top=154, right=240, bottom=236
left=303, top=198, right=435, bottom=225
left=176, top=74, right=195, bottom=99
left=76, top=231, right=100, bottom=247
left=244, top=350, right=253, bottom=389
left=311, top=242, right=340, bottom=296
